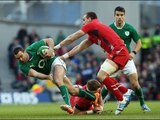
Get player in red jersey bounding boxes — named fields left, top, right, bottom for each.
left=70, top=80, right=103, bottom=114
left=54, top=12, right=133, bottom=115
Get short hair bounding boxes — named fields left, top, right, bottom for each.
left=87, top=80, right=101, bottom=91
left=114, top=6, right=125, bottom=14
left=13, top=46, right=24, bottom=55
left=85, top=12, right=97, bottom=20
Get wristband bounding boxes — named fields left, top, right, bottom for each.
left=55, top=44, right=61, bottom=49
left=132, top=50, right=137, bottom=55
left=62, top=53, right=69, bottom=59
left=86, top=110, right=93, bottom=114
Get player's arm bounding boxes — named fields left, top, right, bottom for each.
left=130, top=39, right=142, bottom=59
left=43, top=38, right=55, bottom=57
left=61, top=39, right=93, bottom=60
left=73, top=107, right=94, bottom=115
left=133, top=39, right=142, bottom=54
left=54, top=30, right=86, bottom=49
left=93, top=94, right=104, bottom=114
left=28, top=69, right=52, bottom=80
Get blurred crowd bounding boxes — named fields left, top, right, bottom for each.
left=7, top=25, right=160, bottom=100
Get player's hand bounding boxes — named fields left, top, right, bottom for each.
left=44, top=48, right=55, bottom=58
left=93, top=92, right=100, bottom=106
left=54, top=45, right=60, bottom=51
left=129, top=52, right=135, bottom=60
left=59, top=55, right=65, bottom=60
left=48, top=74, right=53, bottom=81
left=93, top=105, right=103, bottom=114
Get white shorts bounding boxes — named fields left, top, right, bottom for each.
left=51, top=57, right=67, bottom=77
left=110, top=59, right=137, bottom=77
left=100, top=60, right=117, bottom=75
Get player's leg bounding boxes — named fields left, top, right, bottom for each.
left=53, top=65, right=71, bottom=106
left=101, top=86, right=109, bottom=100
left=63, top=76, right=97, bottom=101
left=123, top=60, right=151, bottom=111
left=51, top=57, right=73, bottom=114
left=97, top=59, right=130, bottom=115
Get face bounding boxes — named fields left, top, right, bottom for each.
left=115, top=11, right=125, bottom=24
left=14, top=51, right=29, bottom=63
left=82, top=14, right=91, bottom=25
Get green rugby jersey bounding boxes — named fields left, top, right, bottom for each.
left=19, top=39, right=57, bottom=75
left=110, top=22, right=140, bottom=52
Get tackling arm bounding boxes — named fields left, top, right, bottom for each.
left=61, top=39, right=93, bottom=59
left=54, top=30, right=86, bottom=49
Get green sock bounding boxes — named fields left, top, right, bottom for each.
left=78, top=88, right=96, bottom=101
left=59, top=85, right=70, bottom=106
left=134, top=87, right=145, bottom=106
left=101, top=86, right=109, bottom=99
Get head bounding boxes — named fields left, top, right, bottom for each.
left=82, top=12, right=97, bottom=25
left=114, top=6, right=125, bottom=25
left=13, top=46, right=29, bottom=63
left=87, top=80, right=101, bottom=93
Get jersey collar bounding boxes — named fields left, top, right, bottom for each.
left=114, top=21, right=125, bottom=29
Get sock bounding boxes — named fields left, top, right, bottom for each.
left=78, top=88, right=96, bottom=101
left=134, top=87, right=145, bottom=106
left=111, top=78, right=128, bottom=94
left=59, top=85, right=70, bottom=106
left=101, top=86, right=109, bottom=99
left=102, top=77, right=123, bottom=101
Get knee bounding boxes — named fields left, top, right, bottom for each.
left=130, top=79, right=140, bottom=88
left=68, top=87, right=79, bottom=96
left=97, top=71, right=107, bottom=83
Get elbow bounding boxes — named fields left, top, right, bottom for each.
left=28, top=70, right=37, bottom=78
left=67, top=35, right=75, bottom=42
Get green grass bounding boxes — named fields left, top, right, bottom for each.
left=0, top=101, right=159, bottom=119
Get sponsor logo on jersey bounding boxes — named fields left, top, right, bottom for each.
left=125, top=31, right=130, bottom=36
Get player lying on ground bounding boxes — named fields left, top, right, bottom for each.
left=62, top=80, right=104, bottom=115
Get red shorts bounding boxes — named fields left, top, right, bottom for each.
left=107, top=47, right=129, bottom=70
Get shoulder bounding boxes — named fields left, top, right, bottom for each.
left=125, top=23, right=136, bottom=30
left=109, top=23, right=114, bottom=27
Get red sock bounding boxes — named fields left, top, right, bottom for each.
left=102, top=77, right=123, bottom=101
left=111, top=78, right=128, bottom=94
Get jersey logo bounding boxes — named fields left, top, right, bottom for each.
left=125, top=31, right=130, bottom=36
left=30, top=64, right=35, bottom=68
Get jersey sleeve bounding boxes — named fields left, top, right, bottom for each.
left=19, top=63, right=30, bottom=75
left=130, top=26, right=140, bottom=43
left=81, top=23, right=92, bottom=33
left=27, top=39, right=46, bottom=53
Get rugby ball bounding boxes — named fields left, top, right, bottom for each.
left=37, top=46, right=49, bottom=58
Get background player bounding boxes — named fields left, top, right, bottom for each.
left=108, top=6, right=150, bottom=111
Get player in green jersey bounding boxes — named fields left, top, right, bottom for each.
left=13, top=38, right=99, bottom=114
left=102, top=6, right=151, bottom=112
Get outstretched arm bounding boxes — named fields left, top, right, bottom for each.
left=43, top=38, right=55, bottom=57
left=54, top=30, right=86, bottom=49
left=28, top=69, right=52, bottom=80
left=61, top=39, right=93, bottom=60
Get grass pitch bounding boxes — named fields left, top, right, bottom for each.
left=0, top=101, right=159, bottom=119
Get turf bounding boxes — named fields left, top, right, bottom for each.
left=0, top=101, right=159, bottom=119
